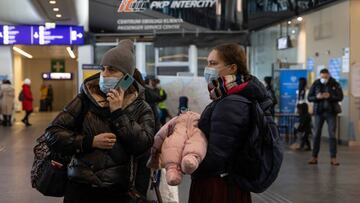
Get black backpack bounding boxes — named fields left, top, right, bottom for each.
left=229, top=95, right=283, bottom=193
left=18, top=90, right=24, bottom=101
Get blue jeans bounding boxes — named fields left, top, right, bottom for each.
left=312, top=112, right=337, bottom=158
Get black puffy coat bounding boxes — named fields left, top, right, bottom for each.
left=192, top=76, right=272, bottom=179
left=44, top=73, right=155, bottom=195
left=308, top=77, right=343, bottom=114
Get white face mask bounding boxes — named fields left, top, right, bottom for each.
left=99, top=75, right=121, bottom=94
left=204, top=67, right=219, bottom=83
left=320, top=78, right=328, bottom=84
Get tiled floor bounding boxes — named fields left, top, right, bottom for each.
left=1, top=112, right=359, bottom=203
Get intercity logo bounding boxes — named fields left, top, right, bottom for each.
left=118, top=0, right=216, bottom=13
left=117, top=0, right=149, bottom=13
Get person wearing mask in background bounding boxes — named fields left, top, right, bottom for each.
left=144, top=76, right=166, bottom=131
left=44, top=40, right=155, bottom=203
left=39, top=83, right=48, bottom=112
left=189, top=44, right=273, bottom=203
left=308, top=68, right=343, bottom=166
left=0, top=80, right=15, bottom=126
left=155, top=79, right=172, bottom=126
left=46, top=84, right=54, bottom=112
left=22, top=78, right=33, bottom=127
left=264, top=76, right=278, bottom=117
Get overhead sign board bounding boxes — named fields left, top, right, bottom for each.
left=0, top=25, right=84, bottom=45
left=90, top=0, right=242, bottom=33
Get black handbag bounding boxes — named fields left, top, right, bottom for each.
left=31, top=134, right=68, bottom=197
left=35, top=158, right=68, bottom=197
left=333, top=102, right=342, bottom=114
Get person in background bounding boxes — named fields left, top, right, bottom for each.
left=145, top=76, right=166, bottom=131
left=155, top=79, right=172, bottom=126
left=39, top=83, right=48, bottom=112
left=0, top=80, right=15, bottom=126
left=308, top=68, right=343, bottom=166
left=294, top=103, right=312, bottom=151
left=178, top=96, right=189, bottom=115
left=264, top=76, right=278, bottom=117
left=46, top=84, right=54, bottom=112
left=22, top=78, right=33, bottom=127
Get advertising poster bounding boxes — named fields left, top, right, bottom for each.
left=328, top=58, right=342, bottom=81
left=279, top=69, right=308, bottom=113
left=307, top=58, right=314, bottom=71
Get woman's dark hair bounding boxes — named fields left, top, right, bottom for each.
left=213, top=43, right=251, bottom=81
left=297, top=103, right=309, bottom=116
left=298, top=77, right=307, bottom=90
left=133, top=68, right=145, bottom=87
left=264, top=76, right=273, bottom=87
left=3, top=80, right=11, bottom=85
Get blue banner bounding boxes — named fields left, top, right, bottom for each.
left=279, top=69, right=308, bottom=113
left=0, top=25, right=84, bottom=45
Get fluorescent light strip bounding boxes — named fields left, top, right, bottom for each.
left=13, top=47, right=33, bottom=59
left=66, top=47, right=76, bottom=59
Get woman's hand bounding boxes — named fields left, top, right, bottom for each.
left=92, top=133, right=117, bottom=149
left=107, top=88, right=125, bottom=112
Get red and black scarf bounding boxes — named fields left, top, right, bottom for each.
left=208, top=74, right=249, bottom=100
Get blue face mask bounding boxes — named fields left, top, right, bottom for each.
left=99, top=75, right=120, bottom=94
left=204, top=67, right=219, bottom=83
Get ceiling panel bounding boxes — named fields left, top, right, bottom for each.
left=0, top=0, right=79, bottom=25
left=0, top=0, right=43, bottom=24
left=14, top=45, right=78, bottom=59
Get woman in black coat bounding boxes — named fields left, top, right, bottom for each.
left=189, top=44, right=272, bottom=203
left=45, top=40, right=155, bottom=203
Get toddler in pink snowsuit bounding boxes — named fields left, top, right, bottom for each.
left=147, top=111, right=207, bottom=186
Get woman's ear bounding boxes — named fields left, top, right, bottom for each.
left=229, top=64, right=238, bottom=75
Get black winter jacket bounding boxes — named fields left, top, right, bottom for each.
left=308, top=77, right=343, bottom=115
left=44, top=73, right=155, bottom=194
left=192, top=76, right=272, bottom=179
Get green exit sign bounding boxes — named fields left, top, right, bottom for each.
left=51, top=59, right=65, bottom=72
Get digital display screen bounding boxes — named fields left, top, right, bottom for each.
left=0, top=25, right=84, bottom=45
left=42, top=72, right=73, bottom=80
left=277, top=36, right=291, bottom=50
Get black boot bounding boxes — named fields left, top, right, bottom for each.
left=3, top=115, right=9, bottom=126
left=7, top=115, right=12, bottom=126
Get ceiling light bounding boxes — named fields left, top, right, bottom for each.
left=53, top=8, right=59, bottom=12
left=297, top=17, right=303, bottom=22
left=45, top=22, right=56, bottom=28
left=288, top=21, right=292, bottom=25
left=56, top=14, right=62, bottom=18
left=49, top=0, right=56, bottom=4
left=292, top=30, right=296, bottom=34
left=66, top=47, right=76, bottom=59
left=13, top=47, right=33, bottom=59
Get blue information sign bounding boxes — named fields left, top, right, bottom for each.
left=0, top=25, right=84, bottom=45
left=279, top=69, right=308, bottom=113
left=328, top=58, right=342, bottom=81
left=307, top=58, right=314, bottom=71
